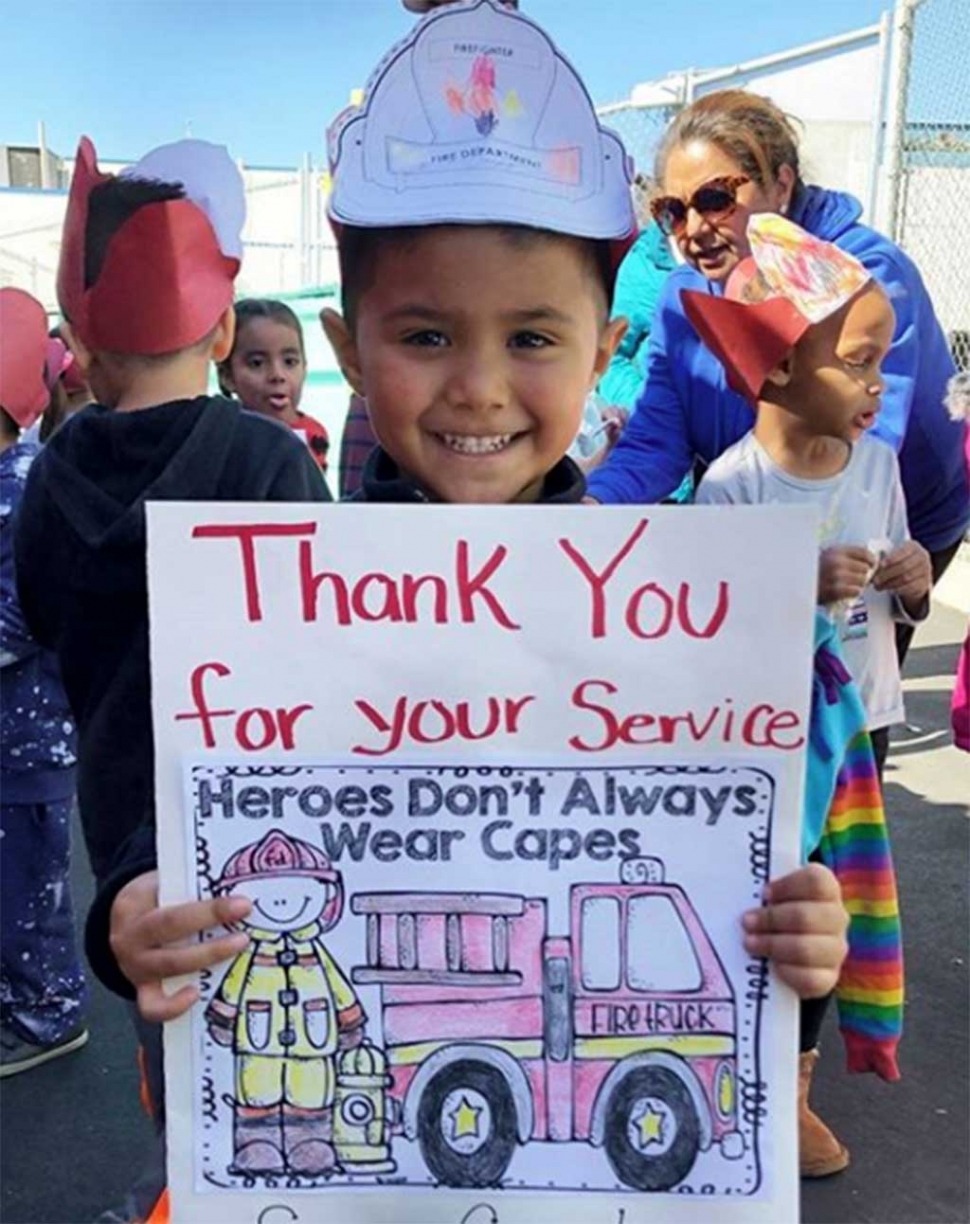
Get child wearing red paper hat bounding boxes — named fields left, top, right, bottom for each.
left=688, top=217, right=917, bottom=1174
left=12, top=138, right=329, bottom=1218
left=0, top=288, right=88, bottom=1078
left=16, top=137, right=329, bottom=892
left=103, top=6, right=849, bottom=1178
left=689, top=214, right=931, bottom=774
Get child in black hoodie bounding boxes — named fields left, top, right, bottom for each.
left=14, top=136, right=327, bottom=1217
left=98, top=0, right=849, bottom=1175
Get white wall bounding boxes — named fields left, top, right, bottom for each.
left=619, top=29, right=886, bottom=221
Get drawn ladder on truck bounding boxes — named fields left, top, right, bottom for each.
left=350, top=857, right=748, bottom=1192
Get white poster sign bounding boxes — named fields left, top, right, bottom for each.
left=147, top=503, right=818, bottom=1223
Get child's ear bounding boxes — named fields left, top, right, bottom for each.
left=59, top=321, right=93, bottom=377
left=590, top=315, right=628, bottom=386
left=320, top=308, right=364, bottom=396
left=210, top=305, right=236, bottom=364
left=764, top=350, right=795, bottom=389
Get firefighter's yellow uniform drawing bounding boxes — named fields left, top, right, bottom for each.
left=205, top=831, right=366, bottom=1179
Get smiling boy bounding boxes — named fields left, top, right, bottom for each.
left=106, top=0, right=848, bottom=1095
left=322, top=225, right=621, bottom=504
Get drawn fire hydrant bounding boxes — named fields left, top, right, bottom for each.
left=333, top=1040, right=397, bottom=1174
left=205, top=830, right=366, bottom=1178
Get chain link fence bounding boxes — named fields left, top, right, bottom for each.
left=893, top=0, right=970, bottom=371
left=596, top=101, right=680, bottom=218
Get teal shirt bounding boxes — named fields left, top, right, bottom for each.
left=598, top=222, right=677, bottom=410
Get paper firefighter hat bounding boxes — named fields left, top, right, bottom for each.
left=682, top=213, right=872, bottom=403
left=0, top=288, right=52, bottom=429
left=327, top=0, right=636, bottom=254
left=57, top=137, right=244, bottom=355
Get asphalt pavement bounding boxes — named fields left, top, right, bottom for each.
left=1, top=603, right=967, bottom=1224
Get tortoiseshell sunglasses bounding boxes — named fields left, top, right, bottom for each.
left=650, top=175, right=751, bottom=237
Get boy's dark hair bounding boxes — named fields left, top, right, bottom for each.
left=338, top=224, right=616, bottom=330
left=216, top=298, right=306, bottom=396
left=84, top=177, right=185, bottom=291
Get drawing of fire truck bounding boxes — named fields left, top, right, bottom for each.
left=350, top=857, right=745, bottom=1192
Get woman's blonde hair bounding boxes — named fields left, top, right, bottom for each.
left=656, top=90, right=804, bottom=196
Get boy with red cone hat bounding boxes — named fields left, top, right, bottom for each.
left=688, top=213, right=931, bottom=774
left=689, top=213, right=912, bottom=1176
left=13, top=136, right=329, bottom=1218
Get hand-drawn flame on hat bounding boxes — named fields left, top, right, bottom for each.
left=682, top=213, right=872, bottom=404
left=57, top=136, right=244, bottom=355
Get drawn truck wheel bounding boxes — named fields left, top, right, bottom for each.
left=417, top=1059, right=517, bottom=1188
left=604, top=1065, right=701, bottom=1192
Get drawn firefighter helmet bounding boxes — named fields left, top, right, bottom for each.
left=212, top=830, right=344, bottom=928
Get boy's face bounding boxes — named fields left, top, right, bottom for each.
left=777, top=283, right=895, bottom=441
left=325, top=227, right=625, bottom=503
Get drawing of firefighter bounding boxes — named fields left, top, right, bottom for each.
left=205, top=830, right=368, bottom=1179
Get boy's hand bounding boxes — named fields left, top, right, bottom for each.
left=742, top=864, right=848, bottom=999
left=872, top=540, right=932, bottom=607
left=110, top=871, right=252, bottom=1024
left=817, top=545, right=875, bottom=604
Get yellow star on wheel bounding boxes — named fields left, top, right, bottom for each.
left=449, top=1095, right=483, bottom=1141
left=636, top=1104, right=666, bottom=1149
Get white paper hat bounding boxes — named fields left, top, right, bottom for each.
left=328, top=0, right=635, bottom=241
left=123, top=140, right=245, bottom=260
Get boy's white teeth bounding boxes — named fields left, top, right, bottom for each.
left=439, top=433, right=514, bottom=455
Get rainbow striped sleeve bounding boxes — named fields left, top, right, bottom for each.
left=817, top=730, right=903, bottom=1082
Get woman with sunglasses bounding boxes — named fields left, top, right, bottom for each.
left=586, top=90, right=969, bottom=636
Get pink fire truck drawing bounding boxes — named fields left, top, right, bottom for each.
left=350, top=857, right=745, bottom=1192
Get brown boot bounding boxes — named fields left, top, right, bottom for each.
left=283, top=1105, right=339, bottom=1177
left=799, top=1049, right=849, bottom=1178
left=232, top=1106, right=285, bottom=1176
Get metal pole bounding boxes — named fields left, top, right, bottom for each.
left=692, top=22, right=883, bottom=89
left=865, top=9, right=893, bottom=224
left=296, top=157, right=307, bottom=291
left=878, top=0, right=923, bottom=240
left=303, top=152, right=312, bottom=289
left=38, top=120, right=51, bottom=188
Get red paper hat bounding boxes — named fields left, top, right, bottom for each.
left=682, top=285, right=809, bottom=404
left=0, top=288, right=50, bottom=429
left=681, top=214, right=872, bottom=404
left=57, top=137, right=243, bottom=355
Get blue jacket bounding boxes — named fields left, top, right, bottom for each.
left=598, top=222, right=677, bottom=409
left=0, top=443, right=77, bottom=804
left=587, top=186, right=970, bottom=553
